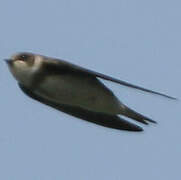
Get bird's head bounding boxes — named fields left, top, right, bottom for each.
left=5, top=52, right=43, bottom=86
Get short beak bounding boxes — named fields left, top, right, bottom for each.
left=4, top=59, right=13, bottom=65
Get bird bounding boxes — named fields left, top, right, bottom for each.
left=5, top=52, right=176, bottom=131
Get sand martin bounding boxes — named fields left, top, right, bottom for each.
left=5, top=52, right=176, bottom=131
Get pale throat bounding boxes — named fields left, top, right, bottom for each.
left=11, top=57, right=43, bottom=87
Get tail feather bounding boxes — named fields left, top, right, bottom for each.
left=121, top=105, right=156, bottom=124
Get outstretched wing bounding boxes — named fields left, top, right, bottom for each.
left=45, top=58, right=177, bottom=100
left=19, top=83, right=143, bottom=132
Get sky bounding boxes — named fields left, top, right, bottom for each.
left=0, top=0, right=180, bottom=179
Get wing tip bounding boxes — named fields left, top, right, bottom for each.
left=163, top=95, right=178, bottom=100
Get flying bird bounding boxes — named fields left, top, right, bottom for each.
left=5, top=52, right=176, bottom=131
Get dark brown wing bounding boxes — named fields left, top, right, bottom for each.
left=45, top=58, right=177, bottom=100
left=19, top=83, right=143, bottom=132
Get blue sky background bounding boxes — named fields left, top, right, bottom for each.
left=0, top=0, right=180, bottom=179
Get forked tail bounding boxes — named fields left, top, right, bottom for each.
left=121, top=105, right=156, bottom=124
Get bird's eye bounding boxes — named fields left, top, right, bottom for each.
left=19, top=54, right=29, bottom=61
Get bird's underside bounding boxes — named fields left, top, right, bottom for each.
left=19, top=83, right=155, bottom=131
